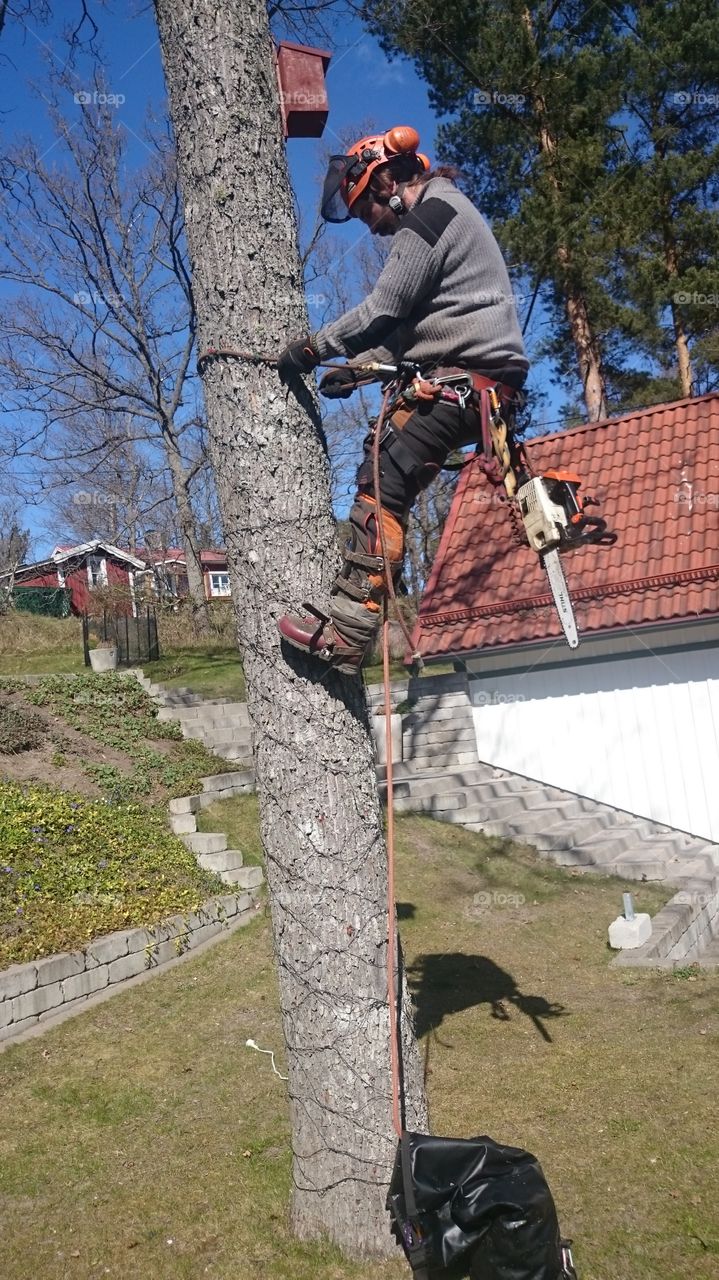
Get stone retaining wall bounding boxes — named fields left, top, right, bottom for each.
left=367, top=671, right=477, bottom=773
left=0, top=891, right=255, bottom=1046
left=612, top=880, right=719, bottom=969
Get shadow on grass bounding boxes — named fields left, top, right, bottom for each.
left=408, top=952, right=568, bottom=1044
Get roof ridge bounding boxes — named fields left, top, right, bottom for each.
left=528, top=389, right=719, bottom=446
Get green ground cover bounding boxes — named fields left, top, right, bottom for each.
left=0, top=813, right=716, bottom=1279
left=0, top=782, right=223, bottom=965
left=0, top=673, right=236, bottom=962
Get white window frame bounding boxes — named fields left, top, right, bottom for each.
left=87, top=555, right=108, bottom=588
left=209, top=571, right=231, bottom=597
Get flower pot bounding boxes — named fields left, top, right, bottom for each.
left=89, top=646, right=118, bottom=673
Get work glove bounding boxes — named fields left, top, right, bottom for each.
left=319, top=366, right=363, bottom=399
left=277, top=336, right=320, bottom=380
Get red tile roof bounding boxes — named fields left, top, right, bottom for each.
left=414, top=392, right=719, bottom=659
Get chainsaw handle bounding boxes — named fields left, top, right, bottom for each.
left=567, top=514, right=617, bottom=547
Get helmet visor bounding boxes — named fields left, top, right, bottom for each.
left=320, top=154, right=365, bottom=223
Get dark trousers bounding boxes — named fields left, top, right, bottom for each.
left=356, top=397, right=482, bottom=521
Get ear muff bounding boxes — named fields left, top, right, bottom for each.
left=383, top=127, right=431, bottom=174
left=383, top=125, right=421, bottom=154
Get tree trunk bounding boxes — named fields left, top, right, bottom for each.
left=663, top=226, right=694, bottom=397
left=558, top=251, right=609, bottom=421
left=521, top=5, right=608, bottom=422
left=153, top=0, right=427, bottom=1255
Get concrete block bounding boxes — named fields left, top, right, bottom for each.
left=0, top=963, right=38, bottom=1001
left=107, top=950, right=148, bottom=983
left=148, top=937, right=189, bottom=966
left=156, top=912, right=192, bottom=941
left=0, top=1000, right=13, bottom=1030
left=198, top=848, right=244, bottom=874
left=217, top=893, right=250, bottom=917
left=125, top=927, right=159, bottom=956
left=36, top=952, right=85, bottom=987
left=0, top=1015, right=37, bottom=1042
left=201, top=770, right=250, bottom=792
left=372, top=714, right=403, bottom=766
left=170, top=813, right=197, bottom=835
left=168, top=795, right=200, bottom=815
left=61, top=965, right=109, bottom=1002
left=189, top=920, right=227, bottom=948
left=435, top=794, right=473, bottom=813
left=608, top=913, right=652, bottom=950
left=39, top=998, right=88, bottom=1021
left=13, top=981, right=64, bottom=1022
left=223, top=865, right=263, bottom=889
left=182, top=831, right=227, bottom=855
left=85, top=930, right=130, bottom=967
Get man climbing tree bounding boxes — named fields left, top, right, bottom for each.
left=153, top=0, right=426, bottom=1258
left=277, top=126, right=529, bottom=675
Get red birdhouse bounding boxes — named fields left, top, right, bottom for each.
left=275, top=41, right=331, bottom=138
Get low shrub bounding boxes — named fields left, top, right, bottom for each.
left=0, top=699, right=45, bottom=754
left=0, top=781, right=224, bottom=965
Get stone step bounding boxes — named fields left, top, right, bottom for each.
left=220, top=865, right=264, bottom=889
left=158, top=706, right=249, bottom=726
left=170, top=812, right=197, bottom=835
left=216, top=746, right=254, bottom=763
left=181, top=831, right=227, bottom=855
left=198, top=848, right=244, bottom=874
left=383, top=768, right=530, bottom=801
left=186, top=728, right=253, bottom=747
left=169, top=794, right=201, bottom=816
left=571, top=823, right=693, bottom=860
left=392, top=784, right=575, bottom=816
left=402, top=729, right=478, bottom=749
left=201, top=769, right=255, bottom=792
left=402, top=751, right=479, bottom=772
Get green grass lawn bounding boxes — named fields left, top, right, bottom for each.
left=145, top=646, right=247, bottom=699
left=196, top=792, right=264, bottom=865
left=145, top=647, right=455, bottom=700
left=1, top=813, right=716, bottom=1279
left=0, top=615, right=85, bottom=676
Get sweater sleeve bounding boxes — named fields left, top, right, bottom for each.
left=313, top=199, right=456, bottom=361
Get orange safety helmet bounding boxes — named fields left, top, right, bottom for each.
left=321, top=126, right=431, bottom=223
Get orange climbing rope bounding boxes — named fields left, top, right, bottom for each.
left=371, top=383, right=417, bottom=1140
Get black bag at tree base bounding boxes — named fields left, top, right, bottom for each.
left=387, top=1132, right=578, bottom=1280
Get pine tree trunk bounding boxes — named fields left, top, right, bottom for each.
left=153, top=0, right=428, bottom=1255
left=560, top=260, right=609, bottom=421
left=663, top=226, right=694, bottom=397
left=521, top=5, right=608, bottom=422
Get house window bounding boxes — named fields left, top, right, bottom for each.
left=209, top=572, right=230, bottom=597
left=87, top=556, right=107, bottom=588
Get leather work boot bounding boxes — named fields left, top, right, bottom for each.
left=277, top=609, right=369, bottom=676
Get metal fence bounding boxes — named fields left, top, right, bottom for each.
left=83, top=606, right=160, bottom=667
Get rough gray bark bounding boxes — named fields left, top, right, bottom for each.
left=153, top=0, right=428, bottom=1255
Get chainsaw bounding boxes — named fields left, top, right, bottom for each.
left=350, top=361, right=616, bottom=650
left=482, top=387, right=616, bottom=649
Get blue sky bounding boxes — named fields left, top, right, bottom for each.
left=0, top=3, right=560, bottom=556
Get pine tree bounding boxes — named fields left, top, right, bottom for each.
left=604, top=0, right=719, bottom=401
left=362, top=0, right=628, bottom=419
left=153, top=0, right=427, bottom=1254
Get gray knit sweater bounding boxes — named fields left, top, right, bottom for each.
left=313, top=176, right=529, bottom=387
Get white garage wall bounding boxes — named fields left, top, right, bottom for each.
left=470, top=646, right=719, bottom=841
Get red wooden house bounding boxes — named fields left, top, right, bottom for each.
left=5, top=540, right=146, bottom=616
